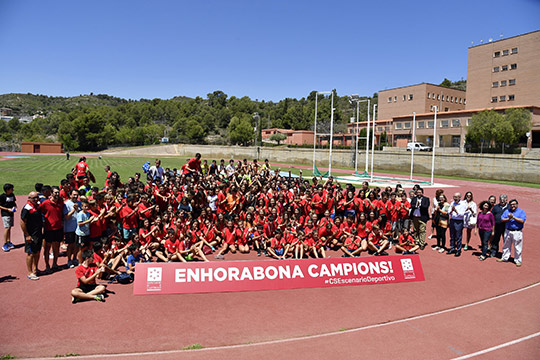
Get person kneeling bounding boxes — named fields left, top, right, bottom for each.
left=71, top=249, right=106, bottom=303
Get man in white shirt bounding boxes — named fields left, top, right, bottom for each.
left=448, top=192, right=467, bottom=257
left=148, top=159, right=164, bottom=184
left=225, top=159, right=235, bottom=178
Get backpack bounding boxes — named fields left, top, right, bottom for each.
left=109, top=272, right=134, bottom=284
left=142, top=162, right=151, bottom=174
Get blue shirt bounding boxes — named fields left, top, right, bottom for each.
left=63, top=200, right=81, bottom=233
left=126, top=253, right=143, bottom=270
left=76, top=211, right=91, bottom=236
left=501, top=207, right=526, bottom=231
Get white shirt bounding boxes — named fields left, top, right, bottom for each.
left=148, top=166, right=164, bottom=183
left=450, top=200, right=467, bottom=220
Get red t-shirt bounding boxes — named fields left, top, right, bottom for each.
left=75, top=162, right=88, bottom=177
left=223, top=227, right=237, bottom=245
left=344, top=236, right=359, bottom=250
left=138, top=202, right=153, bottom=219
left=119, top=206, right=138, bottom=229
left=75, top=263, right=98, bottom=287
left=188, top=158, right=201, bottom=173
left=386, top=200, right=401, bottom=222
left=399, top=234, right=415, bottom=250
left=164, top=239, right=179, bottom=254
left=369, top=231, right=383, bottom=246
left=41, top=198, right=64, bottom=231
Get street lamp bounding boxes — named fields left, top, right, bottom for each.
left=349, top=95, right=370, bottom=174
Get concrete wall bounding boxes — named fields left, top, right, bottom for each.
left=103, top=144, right=540, bottom=183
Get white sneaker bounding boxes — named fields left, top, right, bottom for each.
left=432, top=246, right=439, bottom=251
left=49, top=252, right=54, bottom=259
left=68, top=260, right=74, bottom=268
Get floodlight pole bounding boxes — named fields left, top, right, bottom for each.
left=430, top=106, right=438, bottom=185
left=328, top=91, right=335, bottom=176
left=370, top=103, right=377, bottom=182
left=313, top=95, right=318, bottom=173
left=365, top=99, right=371, bottom=173
left=410, top=112, right=416, bottom=180
left=349, top=96, right=369, bottom=174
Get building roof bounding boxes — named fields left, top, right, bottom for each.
left=468, top=29, right=540, bottom=49
left=392, top=105, right=540, bottom=120
left=378, top=82, right=466, bottom=93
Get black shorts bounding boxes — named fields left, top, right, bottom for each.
left=25, top=235, right=43, bottom=254
left=44, top=229, right=64, bottom=243
left=64, top=232, right=76, bottom=245
left=77, top=235, right=91, bottom=248
left=78, top=283, right=98, bottom=293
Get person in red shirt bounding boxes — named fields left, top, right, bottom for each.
left=214, top=219, right=237, bottom=259
left=267, top=231, right=287, bottom=260
left=398, top=193, right=411, bottom=234
left=178, top=228, right=210, bottom=262
left=40, top=186, right=64, bottom=272
left=311, top=187, right=325, bottom=219
left=119, top=196, right=139, bottom=240
left=395, top=227, right=419, bottom=254
left=368, top=224, right=390, bottom=256
left=252, top=224, right=267, bottom=256
left=73, top=157, right=90, bottom=188
left=71, top=249, right=106, bottom=303
left=341, top=228, right=367, bottom=257
left=319, top=221, right=340, bottom=249
left=184, top=153, right=202, bottom=176
left=385, top=192, right=401, bottom=238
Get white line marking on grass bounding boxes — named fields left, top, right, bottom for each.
left=25, top=282, right=540, bottom=360
left=451, top=331, right=540, bottom=360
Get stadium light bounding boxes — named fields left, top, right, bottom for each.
left=431, top=106, right=438, bottom=185
left=313, top=91, right=332, bottom=173
left=348, top=95, right=370, bottom=174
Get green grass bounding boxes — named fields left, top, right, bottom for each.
left=182, top=344, right=204, bottom=350
left=1, top=154, right=537, bottom=196
left=1, top=355, right=17, bottom=359
left=0, top=155, right=186, bottom=195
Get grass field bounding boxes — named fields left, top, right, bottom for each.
left=1, top=154, right=538, bottom=195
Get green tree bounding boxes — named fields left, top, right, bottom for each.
left=185, top=119, right=206, bottom=143
left=505, top=108, right=532, bottom=141
left=269, top=133, right=287, bottom=145
left=228, top=114, right=254, bottom=145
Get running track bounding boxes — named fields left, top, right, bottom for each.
left=0, top=159, right=539, bottom=359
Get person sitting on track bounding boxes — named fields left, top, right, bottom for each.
left=71, top=249, right=106, bottom=304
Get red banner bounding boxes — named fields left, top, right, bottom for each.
left=133, top=255, right=425, bottom=295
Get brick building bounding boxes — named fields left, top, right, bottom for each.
left=466, top=30, right=540, bottom=110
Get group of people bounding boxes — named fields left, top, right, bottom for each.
left=0, top=154, right=527, bottom=303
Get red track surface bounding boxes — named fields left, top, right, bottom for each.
left=1, top=169, right=539, bottom=359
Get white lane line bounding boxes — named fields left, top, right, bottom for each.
left=451, top=331, right=540, bottom=360
left=25, top=282, right=540, bottom=360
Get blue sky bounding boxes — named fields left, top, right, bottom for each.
left=0, top=0, right=539, bottom=102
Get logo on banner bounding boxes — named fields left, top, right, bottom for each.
left=147, top=267, right=162, bottom=291
left=400, top=258, right=416, bottom=279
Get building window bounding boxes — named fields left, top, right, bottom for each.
left=418, top=121, right=425, bottom=129
left=511, top=47, right=518, bottom=54
left=493, top=66, right=500, bottom=72
left=404, top=122, right=411, bottom=129
left=492, top=81, right=499, bottom=88
left=500, top=80, right=507, bottom=87
left=427, top=121, right=434, bottom=128
left=429, top=105, right=433, bottom=111
left=502, top=49, right=509, bottom=56
left=509, top=95, right=515, bottom=101
left=467, top=118, right=471, bottom=126
left=502, top=65, right=508, bottom=71
left=446, top=95, right=449, bottom=101
left=509, top=79, right=516, bottom=85
left=437, top=94, right=441, bottom=100
left=427, top=93, right=431, bottom=99
left=409, top=94, right=413, bottom=100
left=395, top=123, right=402, bottom=129
left=444, top=107, right=449, bottom=112
left=491, top=97, right=498, bottom=103
left=403, top=95, right=406, bottom=101
left=378, top=126, right=383, bottom=131
left=464, top=99, right=466, bottom=105
left=388, top=97, right=392, bottom=103
left=510, top=63, right=517, bottom=70
left=441, top=120, right=449, bottom=128
left=500, top=95, right=506, bottom=102
left=394, top=96, right=397, bottom=102
left=452, top=119, right=460, bottom=127
left=494, top=51, right=501, bottom=58
left=450, top=96, right=454, bottom=103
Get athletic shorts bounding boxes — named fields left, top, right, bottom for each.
left=76, top=235, right=91, bottom=248
left=44, top=229, right=64, bottom=243
left=64, top=232, right=76, bottom=245
left=2, top=216, right=14, bottom=228
left=275, top=248, right=284, bottom=256
left=25, top=235, right=43, bottom=254
left=78, top=283, right=98, bottom=293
